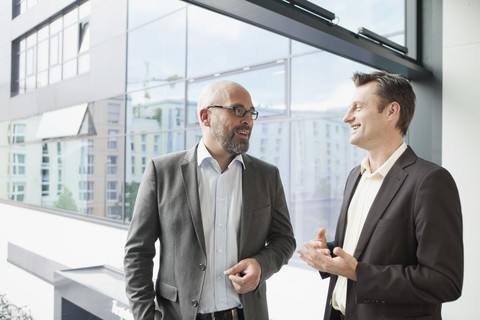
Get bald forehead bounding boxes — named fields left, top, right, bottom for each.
left=197, top=80, right=251, bottom=112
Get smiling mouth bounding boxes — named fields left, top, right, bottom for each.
left=237, top=129, right=250, bottom=138
left=351, top=125, right=360, bottom=132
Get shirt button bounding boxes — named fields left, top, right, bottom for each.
left=217, top=275, right=222, bottom=280
left=218, top=249, right=222, bottom=253
left=192, top=300, right=199, bottom=307
left=218, top=223, right=223, bottom=227
left=199, top=264, right=206, bottom=271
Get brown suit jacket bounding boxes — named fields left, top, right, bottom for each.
left=323, top=146, right=463, bottom=320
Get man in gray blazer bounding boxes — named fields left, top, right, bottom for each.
left=124, top=80, right=296, bottom=320
left=298, top=71, right=463, bottom=320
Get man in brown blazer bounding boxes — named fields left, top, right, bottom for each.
left=298, top=71, right=463, bottom=320
left=124, top=80, right=295, bottom=320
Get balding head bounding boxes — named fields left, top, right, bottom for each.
left=196, top=80, right=254, bottom=161
left=197, top=80, right=249, bottom=121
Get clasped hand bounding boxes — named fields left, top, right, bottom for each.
left=297, top=228, right=358, bottom=281
left=224, top=258, right=261, bottom=294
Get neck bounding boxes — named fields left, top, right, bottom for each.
left=367, top=139, right=404, bottom=172
left=203, top=140, right=235, bottom=173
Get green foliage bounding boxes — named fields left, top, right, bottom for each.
left=54, top=186, right=78, bottom=212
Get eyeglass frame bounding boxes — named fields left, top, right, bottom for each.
left=206, top=105, right=259, bottom=120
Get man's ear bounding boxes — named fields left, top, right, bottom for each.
left=387, top=102, right=400, bottom=119
left=199, top=108, right=210, bottom=127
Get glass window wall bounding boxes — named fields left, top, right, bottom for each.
left=3, top=0, right=409, bottom=247
left=11, top=0, right=90, bottom=96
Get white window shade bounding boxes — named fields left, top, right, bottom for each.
left=35, top=103, right=96, bottom=140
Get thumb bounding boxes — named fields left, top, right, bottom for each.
left=224, top=261, right=244, bottom=276
left=333, top=247, right=346, bottom=257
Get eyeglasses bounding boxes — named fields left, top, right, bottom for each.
left=207, top=105, right=259, bottom=120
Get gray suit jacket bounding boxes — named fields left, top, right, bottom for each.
left=124, top=145, right=296, bottom=320
left=323, top=146, right=463, bottom=320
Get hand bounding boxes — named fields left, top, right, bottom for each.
left=311, top=228, right=328, bottom=250
left=297, top=229, right=358, bottom=280
left=224, top=258, right=261, bottom=294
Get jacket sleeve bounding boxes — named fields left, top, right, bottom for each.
left=355, top=166, right=463, bottom=304
left=124, top=160, right=160, bottom=320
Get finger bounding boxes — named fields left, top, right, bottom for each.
left=316, top=228, right=327, bottom=241
left=224, top=262, right=244, bottom=276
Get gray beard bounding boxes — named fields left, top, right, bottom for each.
left=212, top=124, right=250, bottom=155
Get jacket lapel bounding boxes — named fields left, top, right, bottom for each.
left=180, top=145, right=207, bottom=257
left=336, top=166, right=362, bottom=247
left=353, top=147, right=417, bottom=258
left=238, top=154, right=255, bottom=258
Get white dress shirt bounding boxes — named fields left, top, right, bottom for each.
left=332, top=142, right=407, bottom=315
left=197, top=140, right=244, bottom=313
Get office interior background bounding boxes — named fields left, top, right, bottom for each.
left=0, top=0, right=478, bottom=319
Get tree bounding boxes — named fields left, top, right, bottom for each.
left=54, top=186, right=78, bottom=212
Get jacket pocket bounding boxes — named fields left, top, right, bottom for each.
left=253, top=203, right=271, bottom=216
left=157, top=281, right=178, bottom=302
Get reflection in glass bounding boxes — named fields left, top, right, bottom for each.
left=291, top=50, right=374, bottom=117
left=124, top=131, right=185, bottom=221
left=187, top=5, right=288, bottom=78
left=128, top=0, right=185, bottom=30
left=127, top=9, right=186, bottom=92
left=248, top=121, right=289, bottom=191
left=127, top=82, right=185, bottom=133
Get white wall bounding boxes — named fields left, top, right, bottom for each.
left=0, top=203, right=128, bottom=319
left=0, top=201, right=328, bottom=320
left=442, top=0, right=480, bottom=318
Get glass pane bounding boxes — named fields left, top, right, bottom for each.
left=64, top=7, right=78, bottom=27
left=63, top=59, right=77, bottom=79
left=37, top=71, right=48, bottom=87
left=290, top=118, right=365, bottom=256
left=26, top=47, right=35, bottom=76
left=309, top=0, right=405, bottom=45
left=50, top=17, right=62, bottom=34
left=49, top=34, right=59, bottom=66
left=26, top=75, right=35, bottom=91
left=187, top=5, right=289, bottom=78
left=128, top=0, right=186, bottom=30
left=9, top=143, right=42, bottom=206
left=124, top=131, right=185, bottom=221
left=63, top=24, right=78, bottom=60
left=49, top=65, right=61, bottom=84
left=37, top=40, right=48, bottom=71
left=291, top=50, right=374, bottom=117
left=79, top=1, right=91, bottom=19
left=127, top=82, right=185, bottom=133
left=38, top=24, right=49, bottom=41
left=289, top=48, right=373, bottom=259
left=248, top=121, right=289, bottom=190
left=79, top=23, right=90, bottom=53
left=127, top=9, right=186, bottom=92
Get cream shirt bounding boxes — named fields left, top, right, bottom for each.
left=332, top=142, right=407, bottom=315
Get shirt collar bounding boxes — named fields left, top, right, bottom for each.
left=197, top=139, right=245, bottom=169
left=360, top=142, right=407, bottom=177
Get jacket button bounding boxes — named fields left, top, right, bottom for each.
left=199, top=264, right=206, bottom=271
left=192, top=300, right=199, bottom=307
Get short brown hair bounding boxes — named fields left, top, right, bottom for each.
left=352, top=71, right=416, bottom=136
